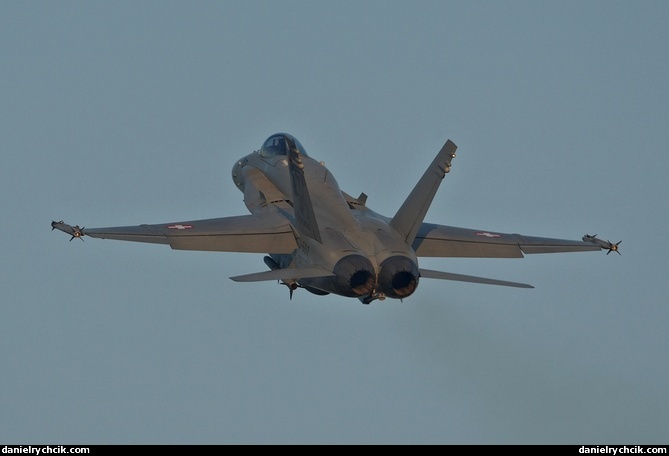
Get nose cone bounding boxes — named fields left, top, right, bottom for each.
left=232, top=160, right=245, bottom=192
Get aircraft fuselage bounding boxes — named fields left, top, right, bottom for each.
left=231, top=133, right=419, bottom=301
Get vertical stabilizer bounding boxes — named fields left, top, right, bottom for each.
left=390, top=139, right=457, bottom=244
left=287, top=137, right=322, bottom=243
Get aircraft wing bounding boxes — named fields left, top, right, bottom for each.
left=412, top=223, right=604, bottom=258
left=51, top=213, right=298, bottom=254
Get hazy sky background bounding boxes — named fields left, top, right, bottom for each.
left=2, top=1, right=668, bottom=444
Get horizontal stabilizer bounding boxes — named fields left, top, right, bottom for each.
left=230, top=266, right=335, bottom=283
left=419, top=268, right=534, bottom=288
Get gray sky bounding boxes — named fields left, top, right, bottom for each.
left=2, top=0, right=668, bottom=444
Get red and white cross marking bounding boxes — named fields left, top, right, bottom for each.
left=167, top=224, right=193, bottom=230
left=475, top=232, right=501, bottom=238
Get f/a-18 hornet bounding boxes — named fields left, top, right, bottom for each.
left=52, top=133, right=619, bottom=304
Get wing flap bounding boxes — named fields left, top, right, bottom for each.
left=168, top=230, right=296, bottom=253
left=517, top=234, right=601, bottom=254
left=413, top=224, right=524, bottom=258
left=165, top=215, right=296, bottom=253
left=80, top=225, right=170, bottom=244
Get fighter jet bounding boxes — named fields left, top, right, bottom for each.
left=52, top=133, right=619, bottom=304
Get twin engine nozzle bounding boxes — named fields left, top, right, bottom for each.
left=330, top=254, right=419, bottom=299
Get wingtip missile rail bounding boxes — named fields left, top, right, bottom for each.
left=51, top=220, right=85, bottom=242
left=582, top=234, right=622, bottom=255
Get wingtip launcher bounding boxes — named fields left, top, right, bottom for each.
left=51, top=220, right=85, bottom=242
left=582, top=234, right=622, bottom=255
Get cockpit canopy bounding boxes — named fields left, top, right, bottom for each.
left=259, top=133, right=309, bottom=158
